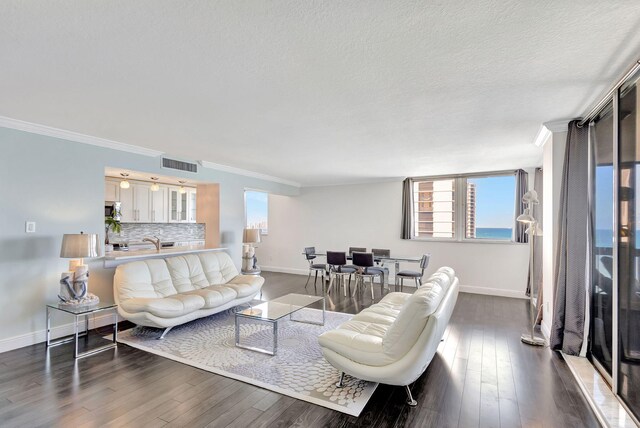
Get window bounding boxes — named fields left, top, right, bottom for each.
left=244, top=190, right=268, bottom=234
left=464, top=175, right=516, bottom=240
left=412, top=178, right=456, bottom=238
left=410, top=172, right=517, bottom=242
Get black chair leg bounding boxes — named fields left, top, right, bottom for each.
left=314, top=270, right=318, bottom=290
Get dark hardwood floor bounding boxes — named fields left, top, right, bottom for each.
left=0, top=272, right=599, bottom=427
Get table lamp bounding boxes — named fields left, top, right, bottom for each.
left=241, top=228, right=262, bottom=275
left=59, top=231, right=101, bottom=306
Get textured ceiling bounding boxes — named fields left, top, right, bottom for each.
left=1, top=1, right=639, bottom=186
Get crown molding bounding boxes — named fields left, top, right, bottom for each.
left=198, top=160, right=301, bottom=188
left=543, top=119, right=571, bottom=133
left=0, top=115, right=301, bottom=187
left=0, top=115, right=165, bottom=157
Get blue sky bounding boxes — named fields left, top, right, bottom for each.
left=595, top=165, right=613, bottom=230
left=245, top=190, right=268, bottom=225
left=469, top=176, right=516, bottom=229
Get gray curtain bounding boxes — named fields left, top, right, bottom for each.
left=514, top=169, right=528, bottom=243
left=401, top=178, right=412, bottom=239
left=550, top=120, right=591, bottom=354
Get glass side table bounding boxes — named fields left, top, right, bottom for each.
left=46, top=302, right=118, bottom=359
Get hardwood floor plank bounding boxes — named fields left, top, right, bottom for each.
left=0, top=272, right=600, bottom=427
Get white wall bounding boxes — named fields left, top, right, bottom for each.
left=260, top=179, right=531, bottom=298
left=0, top=127, right=299, bottom=352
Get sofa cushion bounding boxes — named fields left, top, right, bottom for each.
left=120, top=294, right=205, bottom=318
left=198, top=252, right=240, bottom=285
left=318, top=320, right=396, bottom=366
left=114, top=259, right=178, bottom=300
left=224, top=275, right=265, bottom=298
left=183, top=285, right=237, bottom=309
left=166, top=254, right=209, bottom=292
left=382, top=275, right=451, bottom=360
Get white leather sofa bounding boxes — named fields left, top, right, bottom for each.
left=113, top=251, right=264, bottom=338
left=318, top=267, right=459, bottom=406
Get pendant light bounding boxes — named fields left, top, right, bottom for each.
left=178, top=180, right=187, bottom=194
left=150, top=177, right=160, bottom=192
left=119, top=173, right=130, bottom=189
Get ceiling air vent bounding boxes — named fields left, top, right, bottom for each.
left=161, top=157, right=198, bottom=173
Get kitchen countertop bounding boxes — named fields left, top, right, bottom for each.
left=103, top=246, right=227, bottom=268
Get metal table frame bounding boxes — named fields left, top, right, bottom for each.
left=235, top=296, right=325, bottom=356
left=303, top=252, right=422, bottom=288
left=46, top=303, right=118, bottom=359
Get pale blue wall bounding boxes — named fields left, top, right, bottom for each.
left=0, top=127, right=299, bottom=344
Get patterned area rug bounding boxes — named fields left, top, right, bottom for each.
left=115, top=307, right=378, bottom=416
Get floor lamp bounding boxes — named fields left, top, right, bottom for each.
left=517, top=190, right=546, bottom=347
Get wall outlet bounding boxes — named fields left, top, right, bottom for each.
left=25, top=221, right=36, bottom=233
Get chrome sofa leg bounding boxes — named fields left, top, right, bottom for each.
left=405, top=385, right=417, bottom=406
left=336, top=372, right=345, bottom=388
left=158, top=326, right=173, bottom=340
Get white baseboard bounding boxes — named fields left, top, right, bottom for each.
left=262, top=266, right=527, bottom=300
left=261, top=266, right=309, bottom=276
left=0, top=312, right=120, bottom=354
left=541, top=319, right=551, bottom=340
left=458, top=285, right=527, bottom=299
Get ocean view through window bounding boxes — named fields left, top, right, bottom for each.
left=466, top=175, right=516, bottom=240
left=409, top=171, right=520, bottom=242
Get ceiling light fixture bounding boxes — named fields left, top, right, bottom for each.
left=178, top=180, right=187, bottom=194
left=119, top=173, right=130, bottom=189
left=150, top=177, right=160, bottom=192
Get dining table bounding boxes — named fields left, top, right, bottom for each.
left=303, top=252, right=423, bottom=288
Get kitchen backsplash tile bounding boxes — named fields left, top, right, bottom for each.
left=110, top=223, right=205, bottom=243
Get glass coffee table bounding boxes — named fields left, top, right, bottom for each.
left=235, top=293, right=325, bottom=355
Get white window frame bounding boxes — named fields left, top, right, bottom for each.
left=410, top=171, right=518, bottom=244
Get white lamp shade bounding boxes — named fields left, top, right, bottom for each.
left=516, top=208, right=536, bottom=224
left=60, top=233, right=100, bottom=258
left=242, top=228, right=261, bottom=244
left=522, top=190, right=539, bottom=204
left=120, top=180, right=130, bottom=189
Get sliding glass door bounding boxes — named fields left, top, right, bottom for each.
left=590, top=104, right=614, bottom=376
left=618, top=72, right=640, bottom=417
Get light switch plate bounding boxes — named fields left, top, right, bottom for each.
left=25, top=221, right=36, bottom=233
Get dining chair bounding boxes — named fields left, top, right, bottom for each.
left=395, top=253, right=431, bottom=292
left=345, top=247, right=366, bottom=270
left=370, top=248, right=391, bottom=287
left=304, top=247, right=326, bottom=291
left=325, top=251, right=356, bottom=296
left=352, top=252, right=382, bottom=300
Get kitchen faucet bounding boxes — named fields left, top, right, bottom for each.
left=143, top=236, right=161, bottom=251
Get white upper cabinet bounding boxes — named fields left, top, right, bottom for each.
left=105, top=180, right=119, bottom=202
left=169, top=187, right=197, bottom=223
left=188, top=188, right=197, bottom=223
left=150, top=186, right=168, bottom=223
left=133, top=183, right=151, bottom=223
left=105, top=178, right=193, bottom=223
left=118, top=185, right=135, bottom=222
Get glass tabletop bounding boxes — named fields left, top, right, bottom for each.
left=46, top=302, right=117, bottom=315
left=236, top=293, right=323, bottom=321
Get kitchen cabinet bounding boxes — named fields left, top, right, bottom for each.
left=119, top=182, right=151, bottom=223
left=169, top=187, right=197, bottom=223
left=150, top=186, right=168, bottom=223
left=105, top=180, right=119, bottom=202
